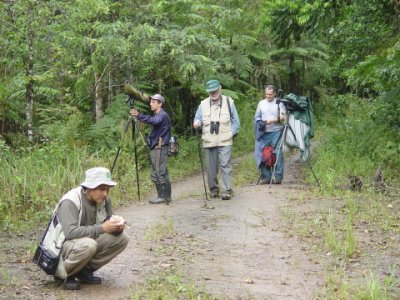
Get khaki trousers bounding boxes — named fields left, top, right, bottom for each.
left=61, top=232, right=129, bottom=276
left=205, top=145, right=232, bottom=194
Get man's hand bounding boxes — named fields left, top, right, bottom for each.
left=102, top=220, right=125, bottom=233
left=193, top=120, right=201, bottom=129
left=265, top=119, right=277, bottom=125
left=130, top=108, right=140, bottom=117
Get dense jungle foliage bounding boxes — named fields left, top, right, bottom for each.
left=1, top=0, right=399, bottom=229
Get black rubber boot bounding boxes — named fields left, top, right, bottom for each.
left=164, top=181, right=172, bottom=204
left=149, top=183, right=166, bottom=204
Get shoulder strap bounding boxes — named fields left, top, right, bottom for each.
left=225, top=96, right=233, bottom=119
left=58, top=187, right=83, bottom=225
left=278, top=103, right=281, bottom=123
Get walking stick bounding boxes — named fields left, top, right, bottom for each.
left=195, top=129, right=214, bottom=209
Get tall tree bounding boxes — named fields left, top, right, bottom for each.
left=1, top=0, right=53, bottom=142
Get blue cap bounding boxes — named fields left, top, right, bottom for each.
left=205, top=79, right=221, bottom=93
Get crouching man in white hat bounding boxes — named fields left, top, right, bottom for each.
left=53, top=167, right=129, bottom=290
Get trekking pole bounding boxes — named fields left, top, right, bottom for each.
left=195, top=128, right=214, bottom=209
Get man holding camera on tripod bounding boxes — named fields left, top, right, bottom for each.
left=193, top=79, right=240, bottom=200
left=254, top=85, right=286, bottom=184
left=130, top=94, right=172, bottom=204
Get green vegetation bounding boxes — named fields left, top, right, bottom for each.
left=144, top=216, right=176, bottom=242
left=0, top=96, right=256, bottom=229
left=130, top=270, right=218, bottom=300
left=281, top=187, right=400, bottom=298
left=1, top=0, right=399, bottom=229
left=1, top=0, right=400, bottom=297
left=311, top=94, right=400, bottom=191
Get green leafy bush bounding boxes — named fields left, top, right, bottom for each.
left=312, top=94, right=400, bottom=190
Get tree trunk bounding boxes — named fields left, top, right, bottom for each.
left=0, top=103, right=4, bottom=135
left=179, top=87, right=194, bottom=132
left=288, top=54, right=298, bottom=93
left=108, top=68, right=112, bottom=107
left=94, top=72, right=103, bottom=121
left=25, top=14, right=34, bottom=142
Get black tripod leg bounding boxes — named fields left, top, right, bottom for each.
left=132, top=118, right=140, bottom=200
left=306, top=160, right=321, bottom=190
left=270, top=126, right=286, bottom=190
left=111, top=117, right=132, bottom=174
left=256, top=172, right=262, bottom=185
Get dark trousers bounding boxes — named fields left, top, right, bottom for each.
left=150, top=145, right=170, bottom=185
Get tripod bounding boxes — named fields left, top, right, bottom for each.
left=111, top=95, right=147, bottom=200
left=268, top=115, right=321, bottom=190
left=256, top=111, right=320, bottom=191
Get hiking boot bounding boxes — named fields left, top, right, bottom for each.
left=76, top=267, right=102, bottom=285
left=221, top=191, right=232, bottom=200
left=149, top=197, right=167, bottom=204
left=209, top=192, right=219, bottom=198
left=64, top=277, right=81, bottom=290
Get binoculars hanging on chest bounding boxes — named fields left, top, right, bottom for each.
left=210, top=121, right=220, bottom=134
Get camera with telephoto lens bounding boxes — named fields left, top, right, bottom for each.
left=210, top=121, right=220, bottom=134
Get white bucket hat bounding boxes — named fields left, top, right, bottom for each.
left=81, top=167, right=117, bottom=189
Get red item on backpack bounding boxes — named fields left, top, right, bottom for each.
left=262, top=145, right=276, bottom=167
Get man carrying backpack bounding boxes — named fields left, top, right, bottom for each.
left=254, top=85, right=286, bottom=184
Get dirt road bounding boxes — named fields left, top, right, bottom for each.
left=1, top=158, right=324, bottom=299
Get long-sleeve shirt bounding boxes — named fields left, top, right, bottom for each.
left=58, top=189, right=113, bottom=240
left=138, top=109, right=171, bottom=149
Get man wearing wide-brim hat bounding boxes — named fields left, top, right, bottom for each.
left=50, top=167, right=128, bottom=290
left=193, top=79, right=240, bottom=200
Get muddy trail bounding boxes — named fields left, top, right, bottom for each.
left=1, top=156, right=324, bottom=299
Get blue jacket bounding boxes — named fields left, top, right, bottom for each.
left=138, top=109, right=171, bottom=149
